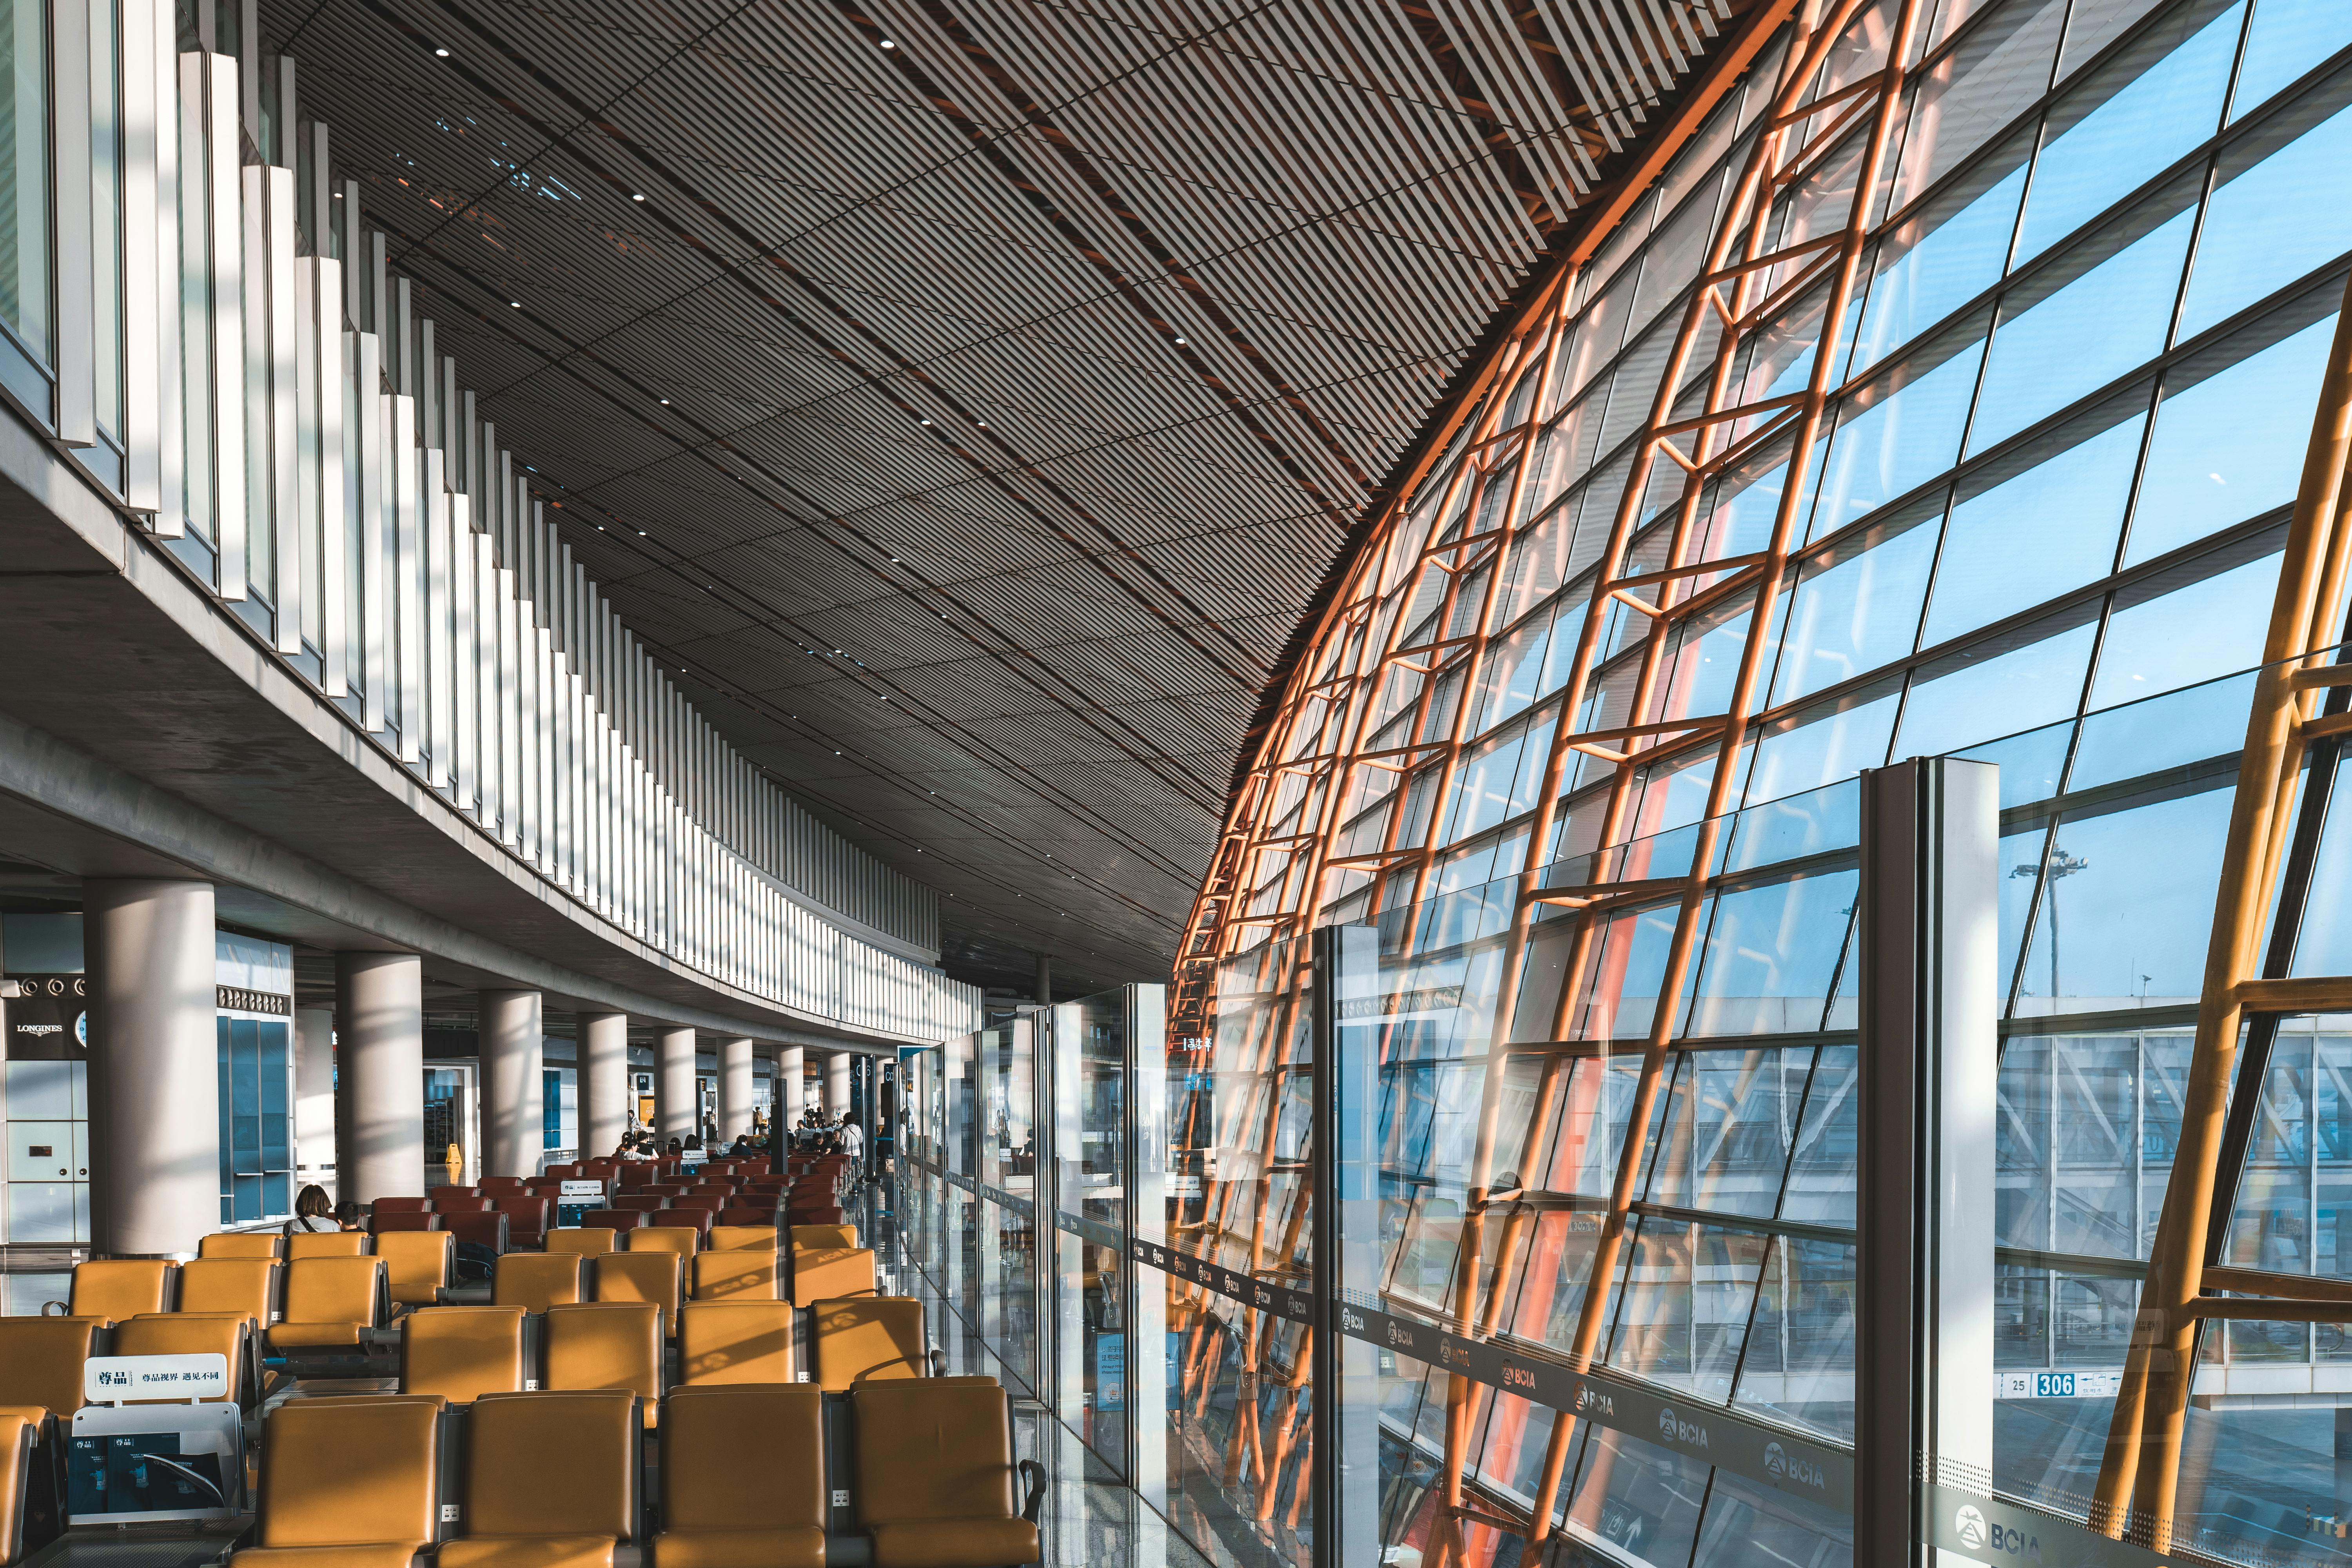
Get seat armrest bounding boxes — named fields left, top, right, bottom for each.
left=1020, top=1459, right=1047, bottom=1524
left=928, top=1348, right=946, bottom=1377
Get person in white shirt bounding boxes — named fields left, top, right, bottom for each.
left=840, top=1115, right=865, bottom=1186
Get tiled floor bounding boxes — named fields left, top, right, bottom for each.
left=863, top=1180, right=1219, bottom=1568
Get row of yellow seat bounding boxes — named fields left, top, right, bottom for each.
left=393, top=1294, right=934, bottom=1405
left=0, top=1287, right=922, bottom=1428
left=237, top=1379, right=1042, bottom=1568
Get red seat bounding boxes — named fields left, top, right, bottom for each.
left=542, top=1163, right=583, bottom=1180
left=431, top=1185, right=481, bottom=1200
left=671, top=1196, right=727, bottom=1214
left=581, top=1209, right=647, bottom=1230
left=480, top=1176, right=530, bottom=1194
left=787, top=1205, right=845, bottom=1226
left=374, top=1211, right=441, bottom=1232
left=616, top=1167, right=659, bottom=1191
left=613, top=1194, right=668, bottom=1212
left=442, top=1211, right=510, bottom=1252
left=689, top=1185, right=737, bottom=1199
left=434, top=1196, right=495, bottom=1214
left=716, top=1206, right=779, bottom=1227
left=375, top=1196, right=433, bottom=1214
left=649, top=1210, right=713, bottom=1235
left=492, top=1196, right=550, bottom=1249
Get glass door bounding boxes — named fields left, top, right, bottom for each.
left=1053, top=989, right=1133, bottom=1472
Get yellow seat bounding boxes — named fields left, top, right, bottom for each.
left=287, top=1232, right=370, bottom=1261
left=787, top=1224, right=857, bottom=1253
left=115, top=1314, right=248, bottom=1404
left=436, top=1390, right=637, bottom=1568
left=544, top=1229, right=616, bottom=1258
left=789, top=1247, right=875, bottom=1309
left=677, top=1303, right=793, bottom=1386
left=200, top=1232, right=284, bottom=1260
left=0, top=1411, right=33, bottom=1567
left=180, top=1258, right=280, bottom=1327
left=690, top=1251, right=776, bottom=1303
left=655, top=1385, right=824, bottom=1568
left=492, top=1253, right=584, bottom=1314
left=544, top=1304, right=662, bottom=1428
left=853, top=1379, right=1038, bottom=1568
left=70, top=1259, right=175, bottom=1323
left=704, top=1226, right=776, bottom=1253
left=377, top=1230, right=453, bottom=1308
left=232, top=1394, right=441, bottom=1568
left=811, top=1298, right=927, bottom=1393
left=593, top=1252, right=681, bottom=1324
left=0, top=1317, right=101, bottom=1421
left=623, top=1226, right=698, bottom=1259
left=400, top=1307, right=525, bottom=1403
left=268, top=1258, right=385, bottom=1352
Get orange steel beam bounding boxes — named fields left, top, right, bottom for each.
left=2092, top=272, right=2352, bottom=1552
left=1500, top=1, right=1913, bottom=1553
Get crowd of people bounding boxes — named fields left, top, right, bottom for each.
left=599, top=1109, right=866, bottom=1185
left=277, top=1105, right=876, bottom=1246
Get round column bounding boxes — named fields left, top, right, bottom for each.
left=477, top=989, right=543, bottom=1178
left=85, top=878, right=218, bottom=1258
left=776, top=1046, right=804, bottom=1132
left=579, top=1011, right=630, bottom=1157
left=337, top=951, right=425, bottom=1201
left=657, top=1027, right=697, bottom=1144
left=293, top=1007, right=338, bottom=1200
left=719, top=1037, right=754, bottom=1143
left=826, top=1052, right=851, bottom=1117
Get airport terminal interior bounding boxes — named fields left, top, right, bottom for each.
left=14, top=0, right=2352, bottom=1565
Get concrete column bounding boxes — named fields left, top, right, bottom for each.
left=719, top=1038, right=754, bottom=1142
left=337, top=951, right=425, bottom=1201
left=826, top=1052, right=850, bottom=1117
left=777, top=1046, right=803, bottom=1131
left=85, top=879, right=219, bottom=1258
left=477, top=989, right=544, bottom=1178
left=294, top=1007, right=338, bottom=1200
left=579, top=1012, right=630, bottom=1158
left=657, top=1027, right=697, bottom=1144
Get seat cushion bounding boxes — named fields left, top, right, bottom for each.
left=871, top=1518, right=1038, bottom=1567
left=435, top=1537, right=615, bottom=1568
left=651, top=1527, right=825, bottom=1568
left=268, top=1321, right=366, bottom=1350
left=229, top=1544, right=423, bottom=1568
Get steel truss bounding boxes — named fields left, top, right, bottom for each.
left=2090, top=275, right=2352, bottom=1553
left=1176, top=0, right=2352, bottom=1561
left=1166, top=0, right=1945, bottom=1561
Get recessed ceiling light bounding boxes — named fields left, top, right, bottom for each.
left=879, top=38, right=895, bottom=48
left=1174, top=336, right=1186, bottom=345
left=434, top=46, right=449, bottom=56
left=631, top=192, right=645, bottom=201
left=659, top=398, right=670, bottom=405
left=636, top=530, right=647, bottom=536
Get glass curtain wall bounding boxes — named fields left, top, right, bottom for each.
left=1160, top=2, right=2352, bottom=1566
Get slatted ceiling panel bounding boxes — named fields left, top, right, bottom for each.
left=269, top=0, right=1755, bottom=991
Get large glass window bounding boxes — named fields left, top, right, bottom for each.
left=0, top=0, right=50, bottom=410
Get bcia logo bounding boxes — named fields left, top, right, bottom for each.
left=1574, top=1385, right=1614, bottom=1419
left=1655, top=1406, right=1710, bottom=1449
left=1953, top=1504, right=2038, bottom=1558
left=1386, top=1322, right=1414, bottom=1349
left=1339, top=1307, right=1366, bottom=1333
left=1762, top=1441, right=1827, bottom=1491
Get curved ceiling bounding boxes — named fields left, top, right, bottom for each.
left=261, top=0, right=1757, bottom=994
